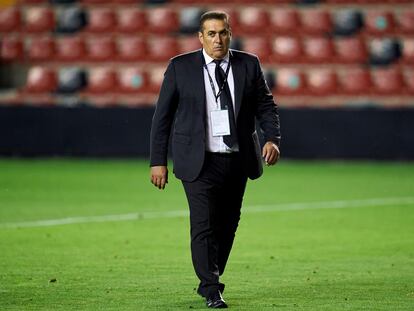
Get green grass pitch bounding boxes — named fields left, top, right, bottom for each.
left=0, top=159, right=413, bottom=310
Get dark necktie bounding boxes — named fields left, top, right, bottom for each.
left=213, top=59, right=237, bottom=148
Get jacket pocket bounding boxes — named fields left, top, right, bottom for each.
left=173, top=133, right=191, bottom=145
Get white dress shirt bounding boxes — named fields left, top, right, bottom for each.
left=202, top=49, right=239, bottom=153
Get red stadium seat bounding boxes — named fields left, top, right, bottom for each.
left=25, top=67, right=57, bottom=93
left=307, top=69, right=338, bottom=95
left=338, top=68, right=372, bottom=95
left=147, top=66, right=166, bottom=93
left=28, top=37, right=55, bottom=61
left=116, top=8, right=146, bottom=33
left=272, top=36, right=303, bottom=63
left=401, top=38, right=414, bottom=64
left=304, top=37, right=335, bottom=63
left=86, top=37, right=117, bottom=62
left=364, top=10, right=395, bottom=35
left=177, top=36, right=201, bottom=54
left=117, top=37, right=147, bottom=62
left=1, top=37, right=24, bottom=61
left=269, top=8, right=300, bottom=34
left=395, top=11, right=414, bottom=34
left=84, top=8, right=116, bottom=33
left=300, top=9, right=332, bottom=35
left=147, top=37, right=178, bottom=62
left=146, top=8, right=179, bottom=34
left=56, top=37, right=86, bottom=62
left=24, top=7, right=55, bottom=33
left=242, top=37, right=272, bottom=63
left=118, top=67, right=148, bottom=93
left=371, top=67, right=404, bottom=94
left=0, top=7, right=21, bottom=32
left=275, top=68, right=306, bottom=95
left=238, top=7, right=269, bottom=34
left=86, top=67, right=118, bottom=93
left=403, top=69, right=414, bottom=94
left=335, top=37, right=368, bottom=63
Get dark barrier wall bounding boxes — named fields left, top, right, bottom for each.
left=1, top=106, right=414, bottom=159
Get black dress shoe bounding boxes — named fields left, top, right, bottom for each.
left=206, top=290, right=228, bottom=308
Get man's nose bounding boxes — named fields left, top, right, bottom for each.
left=213, top=33, right=222, bottom=43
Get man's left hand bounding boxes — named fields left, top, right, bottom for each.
left=262, top=142, right=280, bottom=166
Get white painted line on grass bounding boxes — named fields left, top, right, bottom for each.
left=1, top=197, right=413, bottom=229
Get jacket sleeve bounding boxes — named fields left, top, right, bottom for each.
left=253, top=57, right=281, bottom=147
left=150, top=61, right=179, bottom=166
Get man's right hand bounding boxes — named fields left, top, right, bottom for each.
left=150, top=166, right=168, bottom=190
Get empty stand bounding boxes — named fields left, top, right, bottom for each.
left=116, top=8, right=146, bottom=33
left=335, top=37, right=368, bottom=63
left=272, top=37, right=303, bottom=63
left=269, top=8, right=300, bottom=34
left=28, top=37, right=55, bottom=62
left=1, top=37, right=24, bottom=61
left=395, top=10, right=414, bottom=34
left=55, top=6, right=87, bottom=34
left=56, top=37, right=87, bottom=62
left=371, top=67, right=404, bottom=94
left=403, top=69, right=414, bottom=94
left=307, top=69, right=338, bottom=95
left=304, top=37, right=335, bottom=63
left=177, top=36, right=201, bottom=54
left=0, top=7, right=21, bottom=32
left=147, top=66, right=166, bottom=93
left=401, top=38, right=414, bottom=64
left=84, top=8, right=116, bottom=33
left=369, top=38, right=402, bottom=65
left=364, top=10, right=395, bottom=35
left=238, top=7, right=269, bottom=34
left=85, top=67, right=118, bottom=93
left=147, top=37, right=179, bottom=62
left=146, top=7, right=179, bottom=34
left=86, top=37, right=117, bottom=62
left=242, top=37, right=272, bottom=63
left=24, top=7, right=55, bottom=33
left=337, top=68, right=372, bottom=95
left=57, top=67, right=87, bottom=93
left=333, top=9, right=363, bottom=36
left=179, top=7, right=204, bottom=34
left=275, top=68, right=306, bottom=95
left=25, top=67, right=57, bottom=93
left=300, top=9, right=332, bottom=35
left=118, top=67, right=148, bottom=93
left=117, top=37, right=147, bottom=62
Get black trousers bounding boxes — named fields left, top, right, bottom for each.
left=182, top=152, right=248, bottom=298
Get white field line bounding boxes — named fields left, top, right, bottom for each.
left=1, top=197, right=413, bottom=229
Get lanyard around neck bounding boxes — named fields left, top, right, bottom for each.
left=203, top=59, right=231, bottom=104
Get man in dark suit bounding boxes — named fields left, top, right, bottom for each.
left=150, top=11, right=281, bottom=308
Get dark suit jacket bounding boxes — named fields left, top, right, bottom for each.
left=150, top=49, right=281, bottom=182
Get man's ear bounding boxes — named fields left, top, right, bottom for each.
left=198, top=32, right=204, bottom=45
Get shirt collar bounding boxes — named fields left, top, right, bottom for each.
left=202, top=49, right=230, bottom=65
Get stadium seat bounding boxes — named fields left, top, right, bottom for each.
left=274, top=68, right=306, bottom=95
left=300, top=9, right=332, bottom=35
left=25, top=67, right=57, bottom=93
left=364, top=10, right=395, bottom=35
left=147, top=37, right=179, bottom=62
left=304, top=37, right=335, bottom=63
left=86, top=37, right=117, bottom=62
left=242, top=37, right=272, bottom=63
left=269, top=8, right=300, bottom=34
left=0, top=7, right=21, bottom=32
left=403, top=69, right=414, bottom=94
left=333, top=9, right=363, bottom=36
left=179, top=7, right=204, bottom=34
left=337, top=68, right=372, bottom=95
left=116, top=8, right=146, bottom=33
left=369, top=38, right=402, bottom=66
left=1, top=37, right=24, bottom=62
left=28, top=37, right=55, bottom=61
left=307, top=69, right=338, bottom=95
left=146, top=8, right=179, bottom=34
left=272, top=37, right=303, bottom=63
left=55, top=7, right=87, bottom=34
left=147, top=66, right=166, bottom=93
left=85, top=67, right=118, bottom=93
left=238, top=7, right=269, bottom=34
left=370, top=67, right=404, bottom=94
left=395, top=11, right=414, bottom=34
left=84, top=8, right=116, bottom=33
left=24, top=7, right=55, bottom=33
left=57, top=67, right=87, bottom=93
left=56, top=37, right=87, bottom=61
left=177, top=36, right=201, bottom=54
left=117, top=37, right=147, bottom=61
left=401, top=38, right=414, bottom=64
left=118, top=67, right=148, bottom=93
left=335, top=37, right=368, bottom=64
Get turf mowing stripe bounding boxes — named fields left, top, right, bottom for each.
left=1, top=197, right=414, bottom=229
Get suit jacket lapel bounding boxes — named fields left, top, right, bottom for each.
left=230, top=50, right=245, bottom=120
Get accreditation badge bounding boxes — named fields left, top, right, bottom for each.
left=210, top=109, right=231, bottom=137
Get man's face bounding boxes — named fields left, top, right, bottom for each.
left=198, top=19, right=231, bottom=60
